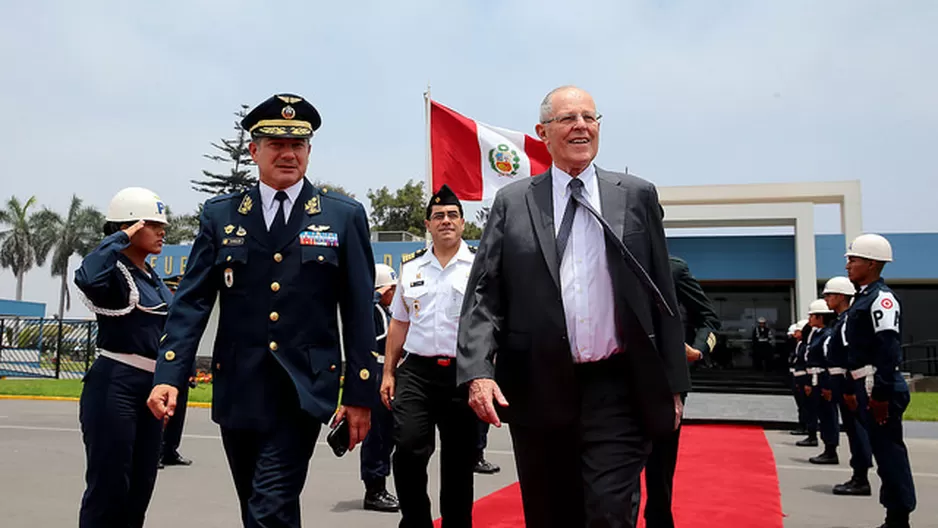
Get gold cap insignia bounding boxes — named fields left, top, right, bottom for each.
left=236, top=226, right=247, bottom=236
left=435, top=197, right=441, bottom=203
left=305, top=196, right=321, bottom=215
left=277, top=95, right=303, bottom=104
left=282, top=105, right=295, bottom=119
left=238, top=195, right=253, bottom=215
left=224, top=224, right=235, bottom=235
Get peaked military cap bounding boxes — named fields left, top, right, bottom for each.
left=426, top=184, right=463, bottom=219
left=241, top=93, right=322, bottom=139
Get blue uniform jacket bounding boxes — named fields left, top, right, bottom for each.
left=824, top=311, right=849, bottom=369
left=805, top=325, right=833, bottom=369
left=152, top=180, right=378, bottom=430
left=74, top=231, right=172, bottom=359
left=843, top=278, right=907, bottom=400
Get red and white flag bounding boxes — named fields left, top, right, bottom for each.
left=430, top=100, right=552, bottom=201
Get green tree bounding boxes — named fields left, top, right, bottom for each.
left=0, top=196, right=42, bottom=300
left=164, top=205, right=201, bottom=245
left=366, top=180, right=426, bottom=237
left=191, top=104, right=256, bottom=195
left=31, top=195, right=104, bottom=318
left=462, top=222, right=483, bottom=240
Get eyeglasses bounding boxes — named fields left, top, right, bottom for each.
left=430, top=211, right=462, bottom=222
left=541, top=112, right=602, bottom=126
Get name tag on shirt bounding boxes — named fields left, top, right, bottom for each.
left=299, top=231, right=339, bottom=247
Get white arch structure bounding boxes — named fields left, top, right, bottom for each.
left=657, top=181, right=862, bottom=318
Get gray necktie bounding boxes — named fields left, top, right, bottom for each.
left=556, top=178, right=584, bottom=267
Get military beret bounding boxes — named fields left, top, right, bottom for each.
left=241, top=93, right=321, bottom=139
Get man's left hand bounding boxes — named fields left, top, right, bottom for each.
left=684, top=344, right=702, bottom=363
left=673, top=394, right=684, bottom=431
left=333, top=405, right=371, bottom=450
left=869, top=398, right=889, bottom=425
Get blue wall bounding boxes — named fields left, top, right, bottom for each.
left=150, top=233, right=938, bottom=282
left=0, top=299, right=46, bottom=317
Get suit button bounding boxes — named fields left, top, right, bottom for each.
left=271, top=282, right=280, bottom=292
left=269, top=341, right=278, bottom=351
left=164, top=350, right=176, bottom=361
left=322, top=187, right=329, bottom=193
left=359, top=368, right=370, bottom=380
left=215, top=362, right=221, bottom=370
left=330, top=364, right=337, bottom=372
left=273, top=253, right=283, bottom=263
left=317, top=255, right=324, bottom=262
left=269, top=312, right=279, bottom=322
left=226, top=255, right=232, bottom=262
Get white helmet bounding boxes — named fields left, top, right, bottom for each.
left=374, top=264, right=397, bottom=289
left=845, top=233, right=893, bottom=262
left=808, top=299, right=834, bottom=315
left=823, top=276, right=856, bottom=296
left=787, top=323, right=798, bottom=336
left=105, top=187, right=167, bottom=224
left=796, top=318, right=808, bottom=329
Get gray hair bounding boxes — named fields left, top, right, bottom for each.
left=539, top=85, right=581, bottom=123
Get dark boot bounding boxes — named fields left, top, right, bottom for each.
left=160, top=451, right=192, bottom=466
left=363, top=479, right=399, bottom=513
left=789, top=427, right=808, bottom=436
left=474, top=456, right=501, bottom=474
left=796, top=435, right=818, bottom=447
left=832, top=476, right=871, bottom=496
left=809, top=445, right=839, bottom=465
left=880, top=510, right=910, bottom=528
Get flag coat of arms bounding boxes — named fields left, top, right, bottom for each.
left=430, top=100, right=552, bottom=201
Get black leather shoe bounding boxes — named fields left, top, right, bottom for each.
left=161, top=452, right=193, bottom=466
left=795, top=436, right=818, bottom=447
left=809, top=452, right=839, bottom=465
left=832, top=478, right=871, bottom=496
left=157, top=459, right=165, bottom=470
left=789, top=428, right=808, bottom=436
left=474, top=458, right=501, bottom=474
left=363, top=489, right=399, bottom=512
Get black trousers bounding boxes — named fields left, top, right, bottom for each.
left=161, top=383, right=190, bottom=457
left=476, top=419, right=490, bottom=458
left=361, top=369, right=394, bottom=485
left=833, top=376, right=872, bottom=476
left=816, top=374, right=840, bottom=448
left=220, top=409, right=321, bottom=528
left=629, top=393, right=686, bottom=528
left=79, top=356, right=162, bottom=528
left=867, top=390, right=917, bottom=517
left=392, top=355, right=476, bottom=528
left=795, top=375, right=818, bottom=435
left=790, top=373, right=807, bottom=428
left=509, top=355, right=650, bottom=528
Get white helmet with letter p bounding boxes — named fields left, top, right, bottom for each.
left=374, top=264, right=397, bottom=290
left=845, top=233, right=893, bottom=262
left=105, top=187, right=168, bottom=224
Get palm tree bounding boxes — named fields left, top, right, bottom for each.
left=0, top=196, right=42, bottom=301
left=32, top=195, right=104, bottom=318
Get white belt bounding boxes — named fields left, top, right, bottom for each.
left=806, top=367, right=824, bottom=374
left=793, top=370, right=807, bottom=377
left=788, top=368, right=796, bottom=373
left=99, top=350, right=156, bottom=373
left=851, top=365, right=876, bottom=380
left=828, top=367, right=847, bottom=375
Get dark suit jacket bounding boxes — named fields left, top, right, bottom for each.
left=456, top=168, right=688, bottom=439
left=153, top=179, right=377, bottom=431
left=670, top=256, right=721, bottom=358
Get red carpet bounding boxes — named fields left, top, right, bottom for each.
left=436, top=425, right=783, bottom=527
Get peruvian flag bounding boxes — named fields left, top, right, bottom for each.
left=430, top=100, right=552, bottom=201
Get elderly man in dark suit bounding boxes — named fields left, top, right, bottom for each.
left=457, top=85, right=688, bottom=528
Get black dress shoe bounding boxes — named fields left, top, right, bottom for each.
left=809, top=452, right=839, bottom=465
left=161, top=452, right=193, bottom=466
left=789, top=428, right=809, bottom=436
left=363, top=489, right=399, bottom=512
left=832, top=478, right=871, bottom=496
left=157, top=459, right=165, bottom=470
left=474, top=458, right=501, bottom=474
left=795, top=436, right=818, bottom=447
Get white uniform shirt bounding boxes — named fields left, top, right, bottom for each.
left=551, top=164, right=619, bottom=363
left=259, top=179, right=304, bottom=230
left=390, top=241, right=475, bottom=358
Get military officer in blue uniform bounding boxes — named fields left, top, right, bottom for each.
left=787, top=321, right=810, bottom=436
left=75, top=187, right=172, bottom=527
left=147, top=93, right=378, bottom=528
left=803, top=299, right=839, bottom=464
left=821, top=276, right=873, bottom=495
left=793, top=317, right=820, bottom=447
left=842, top=234, right=916, bottom=528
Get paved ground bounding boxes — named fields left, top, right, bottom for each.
left=2, top=399, right=937, bottom=527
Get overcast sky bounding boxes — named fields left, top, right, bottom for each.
left=1, top=0, right=935, bottom=317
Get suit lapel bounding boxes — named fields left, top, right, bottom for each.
left=525, top=171, right=560, bottom=289
left=596, top=168, right=628, bottom=241
left=238, top=186, right=268, bottom=249
left=275, top=180, right=314, bottom=251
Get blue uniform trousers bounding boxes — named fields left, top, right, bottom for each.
left=220, top=409, right=322, bottom=528
left=834, top=376, right=873, bottom=476
left=79, top=356, right=162, bottom=528
left=867, top=390, right=916, bottom=516
left=361, top=369, right=394, bottom=484
left=161, top=383, right=189, bottom=457
left=817, top=373, right=840, bottom=448
left=795, top=375, right=818, bottom=434
left=791, top=373, right=807, bottom=428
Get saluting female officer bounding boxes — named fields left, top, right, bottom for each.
left=75, top=187, right=172, bottom=527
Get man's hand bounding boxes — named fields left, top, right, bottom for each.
left=804, top=385, right=812, bottom=397
left=821, top=388, right=832, bottom=402
left=673, top=393, right=684, bottom=431
left=684, top=344, right=702, bottom=363
left=468, top=378, right=509, bottom=427
left=869, top=399, right=889, bottom=425
left=148, top=384, right=179, bottom=422
left=121, top=220, right=146, bottom=239
left=843, top=394, right=859, bottom=412
left=380, top=370, right=396, bottom=410
left=333, top=405, right=371, bottom=451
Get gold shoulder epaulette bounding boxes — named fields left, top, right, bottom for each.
left=402, top=248, right=427, bottom=265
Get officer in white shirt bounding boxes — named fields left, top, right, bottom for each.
left=380, top=184, right=477, bottom=528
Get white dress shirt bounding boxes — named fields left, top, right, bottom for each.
left=551, top=164, right=619, bottom=363
left=259, top=179, right=304, bottom=230
left=390, top=241, right=475, bottom=358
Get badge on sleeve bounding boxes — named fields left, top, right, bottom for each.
left=872, top=290, right=900, bottom=333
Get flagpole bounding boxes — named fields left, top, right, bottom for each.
left=423, top=83, right=432, bottom=246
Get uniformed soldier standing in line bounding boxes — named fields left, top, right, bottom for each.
left=793, top=317, right=820, bottom=447
left=787, top=322, right=809, bottom=436
left=821, top=276, right=873, bottom=495
left=74, top=187, right=172, bottom=527
left=842, top=234, right=916, bottom=528
left=803, top=299, right=839, bottom=464
left=360, top=263, right=401, bottom=512
left=380, top=184, right=478, bottom=528
left=751, top=317, right=773, bottom=371
left=147, top=93, right=377, bottom=528
left=631, top=255, right=722, bottom=528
